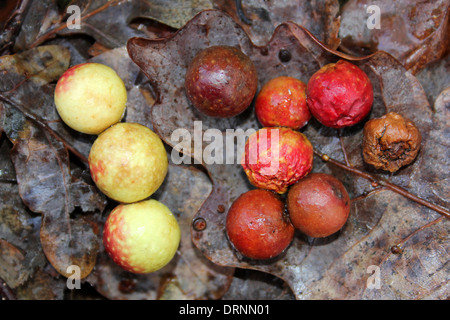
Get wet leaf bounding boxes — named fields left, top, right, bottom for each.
left=416, top=53, right=450, bottom=108
left=0, top=239, right=26, bottom=287
left=15, top=267, right=67, bottom=300
left=1, top=2, right=449, bottom=300
left=305, top=191, right=449, bottom=299
left=415, top=87, right=450, bottom=209
left=14, top=0, right=214, bottom=51
left=0, top=45, right=106, bottom=279
left=214, top=0, right=341, bottom=48
left=338, top=0, right=450, bottom=74
left=0, top=139, right=65, bottom=299
left=128, top=10, right=449, bottom=299
left=0, top=182, right=43, bottom=289
left=0, top=44, right=94, bottom=159
left=222, top=269, right=295, bottom=300
left=10, top=118, right=104, bottom=279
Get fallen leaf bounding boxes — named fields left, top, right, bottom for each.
left=127, top=9, right=449, bottom=299
left=213, top=0, right=341, bottom=48
left=338, top=0, right=450, bottom=74
left=0, top=142, right=64, bottom=299
left=0, top=45, right=106, bottom=279
left=14, top=0, right=214, bottom=51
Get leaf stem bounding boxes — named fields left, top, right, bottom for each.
left=0, top=93, right=89, bottom=165
left=338, top=129, right=351, bottom=166
left=350, top=186, right=386, bottom=203
left=27, top=0, right=125, bottom=49
left=314, top=149, right=450, bottom=219
left=379, top=216, right=445, bottom=266
left=395, top=216, right=445, bottom=249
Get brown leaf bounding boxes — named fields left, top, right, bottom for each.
left=0, top=239, right=26, bottom=288
left=306, top=191, right=449, bottom=299
left=222, top=269, right=295, bottom=300
left=0, top=44, right=94, bottom=160
left=416, top=52, right=450, bottom=110
left=0, top=153, right=56, bottom=297
left=213, top=0, right=341, bottom=48
left=15, top=267, right=67, bottom=300
left=338, top=0, right=450, bottom=74
left=14, top=0, right=214, bottom=51
left=0, top=45, right=106, bottom=279
left=414, top=87, right=450, bottom=208
left=127, top=10, right=449, bottom=299
left=10, top=119, right=104, bottom=279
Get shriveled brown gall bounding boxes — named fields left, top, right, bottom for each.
left=362, top=112, right=421, bottom=172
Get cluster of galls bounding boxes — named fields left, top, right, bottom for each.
left=185, top=46, right=422, bottom=260
left=54, top=63, right=180, bottom=275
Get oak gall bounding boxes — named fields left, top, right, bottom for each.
left=185, top=45, right=258, bottom=118
left=362, top=112, right=422, bottom=172
left=287, top=173, right=350, bottom=238
left=226, top=189, right=294, bottom=260
left=306, top=60, right=373, bottom=128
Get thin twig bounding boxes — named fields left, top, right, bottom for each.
left=314, top=149, right=450, bottom=219
left=338, top=129, right=351, bottom=166
left=379, top=216, right=446, bottom=266
left=350, top=186, right=386, bottom=203
left=27, top=0, right=125, bottom=49
left=395, top=216, right=445, bottom=249
left=0, top=93, right=89, bottom=165
left=0, top=0, right=31, bottom=54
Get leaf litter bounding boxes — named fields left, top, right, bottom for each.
left=0, top=1, right=449, bottom=300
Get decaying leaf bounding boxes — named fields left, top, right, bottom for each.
left=0, top=138, right=65, bottom=299
left=13, top=0, right=214, bottom=51
left=10, top=117, right=102, bottom=280
left=128, top=9, right=449, bottom=299
left=222, top=269, right=295, bottom=300
left=1, top=2, right=449, bottom=300
left=0, top=45, right=106, bottom=279
left=339, top=0, right=450, bottom=74
left=416, top=53, right=450, bottom=107
left=214, top=0, right=341, bottom=49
